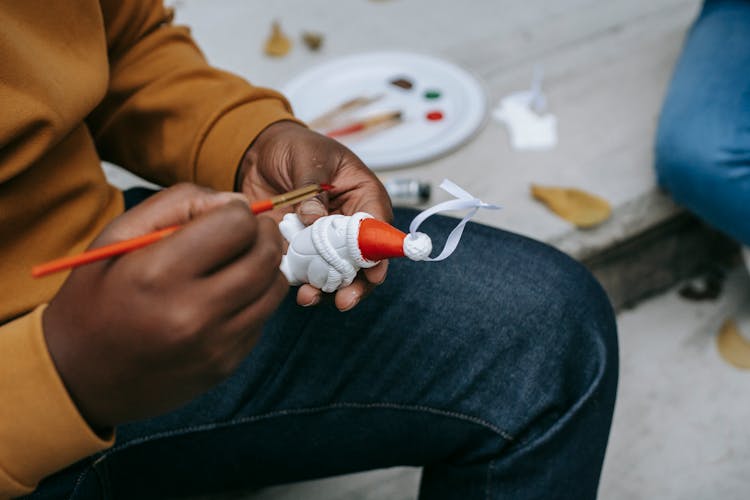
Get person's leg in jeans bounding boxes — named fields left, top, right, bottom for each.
left=25, top=207, right=618, bottom=500
left=655, top=0, right=750, bottom=247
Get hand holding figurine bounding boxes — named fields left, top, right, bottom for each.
left=237, top=121, right=392, bottom=310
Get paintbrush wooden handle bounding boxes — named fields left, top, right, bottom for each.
left=31, top=225, right=181, bottom=278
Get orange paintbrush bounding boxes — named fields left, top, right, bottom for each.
left=32, top=184, right=332, bottom=278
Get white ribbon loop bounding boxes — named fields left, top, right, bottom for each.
left=408, top=179, right=500, bottom=262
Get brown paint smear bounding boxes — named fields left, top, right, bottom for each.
left=716, top=319, right=750, bottom=370
left=264, top=21, right=292, bottom=57
left=390, top=77, right=414, bottom=90
left=530, top=184, right=611, bottom=228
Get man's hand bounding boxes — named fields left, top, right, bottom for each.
left=237, top=121, right=392, bottom=311
left=43, top=184, right=289, bottom=430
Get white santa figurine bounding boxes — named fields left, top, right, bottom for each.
left=277, top=179, right=501, bottom=293
left=279, top=212, right=432, bottom=293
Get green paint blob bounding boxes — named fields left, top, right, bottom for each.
left=424, top=89, right=441, bottom=100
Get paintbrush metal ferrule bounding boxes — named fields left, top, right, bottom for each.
left=271, top=184, right=320, bottom=204
left=270, top=184, right=333, bottom=209
left=363, top=110, right=401, bottom=127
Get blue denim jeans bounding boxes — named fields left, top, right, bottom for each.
left=26, top=200, right=618, bottom=500
left=655, top=0, right=750, bottom=245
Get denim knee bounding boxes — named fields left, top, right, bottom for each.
left=525, top=244, right=618, bottom=398
left=655, top=111, right=750, bottom=243
left=655, top=114, right=721, bottom=205
left=461, top=232, right=618, bottom=436
left=386, top=212, right=618, bottom=419
left=438, top=233, right=621, bottom=482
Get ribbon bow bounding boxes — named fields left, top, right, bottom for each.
left=408, top=179, right=501, bottom=262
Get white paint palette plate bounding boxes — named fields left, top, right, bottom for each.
left=282, top=51, right=487, bottom=170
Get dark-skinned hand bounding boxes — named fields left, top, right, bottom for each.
left=237, top=120, right=393, bottom=311
left=43, top=184, right=289, bottom=430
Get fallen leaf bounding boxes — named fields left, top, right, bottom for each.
left=264, top=21, right=292, bottom=57
left=530, top=184, right=611, bottom=228
left=301, top=32, right=324, bottom=51
left=716, top=319, right=750, bottom=370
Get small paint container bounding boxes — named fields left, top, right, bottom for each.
left=384, top=178, right=431, bottom=206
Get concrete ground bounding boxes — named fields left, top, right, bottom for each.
left=601, top=267, right=750, bottom=499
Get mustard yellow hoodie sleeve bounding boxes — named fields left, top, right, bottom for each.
left=87, top=0, right=302, bottom=191
left=0, top=306, right=114, bottom=498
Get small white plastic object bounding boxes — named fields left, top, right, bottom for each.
left=493, top=65, right=558, bottom=151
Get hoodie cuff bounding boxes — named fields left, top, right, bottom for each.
left=0, top=305, right=114, bottom=497
left=194, top=97, right=304, bottom=192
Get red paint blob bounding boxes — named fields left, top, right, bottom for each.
left=426, top=110, right=444, bottom=121
left=319, top=183, right=334, bottom=192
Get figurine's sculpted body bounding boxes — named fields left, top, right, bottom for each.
left=279, top=212, right=432, bottom=292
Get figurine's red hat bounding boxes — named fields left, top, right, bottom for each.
left=348, top=214, right=432, bottom=265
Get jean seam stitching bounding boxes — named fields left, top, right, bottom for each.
left=118, top=402, right=515, bottom=452
left=67, top=401, right=514, bottom=499
left=66, top=453, right=108, bottom=500
left=67, top=463, right=93, bottom=500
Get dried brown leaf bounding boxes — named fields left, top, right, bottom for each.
left=530, top=184, right=611, bottom=228
left=264, top=21, right=292, bottom=57
left=717, top=319, right=750, bottom=370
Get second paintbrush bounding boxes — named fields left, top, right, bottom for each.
left=326, top=110, right=403, bottom=138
